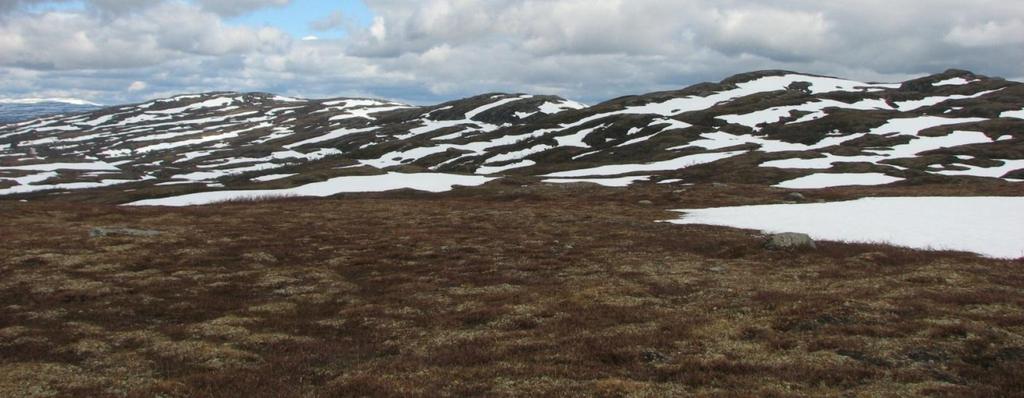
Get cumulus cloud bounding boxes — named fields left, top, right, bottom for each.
left=0, top=0, right=1022, bottom=105
left=0, top=2, right=289, bottom=70
left=335, top=0, right=1024, bottom=100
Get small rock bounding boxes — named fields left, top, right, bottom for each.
left=708, top=266, right=727, bottom=273
left=638, top=200, right=654, bottom=206
left=765, top=232, right=816, bottom=250
left=90, top=227, right=162, bottom=238
left=640, top=350, right=669, bottom=363
left=785, top=192, right=806, bottom=202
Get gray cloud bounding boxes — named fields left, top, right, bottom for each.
left=0, top=0, right=291, bottom=16
left=1, top=0, right=1022, bottom=105
left=194, top=0, right=291, bottom=17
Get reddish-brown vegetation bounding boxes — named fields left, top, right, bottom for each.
left=1, top=184, right=1022, bottom=397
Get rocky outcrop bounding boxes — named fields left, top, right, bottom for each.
left=765, top=233, right=816, bottom=250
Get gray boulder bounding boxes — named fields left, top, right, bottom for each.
left=765, top=232, right=816, bottom=250
left=90, top=227, right=162, bottom=238
left=785, top=192, right=806, bottom=202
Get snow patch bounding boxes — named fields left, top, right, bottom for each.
left=761, top=130, right=997, bottom=170
left=252, top=173, right=297, bottom=182
left=0, top=161, right=119, bottom=171
left=0, top=97, right=101, bottom=106
left=476, top=160, right=536, bottom=175
left=486, top=144, right=553, bottom=163
left=718, top=99, right=893, bottom=129
left=127, top=172, right=495, bottom=206
left=937, top=159, right=1024, bottom=178
left=285, top=126, right=376, bottom=148
left=1001, top=109, right=1024, bottom=119
left=149, top=97, right=235, bottom=114
left=544, top=151, right=745, bottom=178
left=774, top=173, right=904, bottom=189
left=555, top=124, right=608, bottom=148
left=543, top=175, right=649, bottom=187
left=538, top=100, right=587, bottom=114
left=686, top=131, right=864, bottom=152
left=465, top=95, right=532, bottom=120
left=894, top=89, right=1001, bottom=112
left=933, top=77, right=976, bottom=86
left=667, top=197, right=1024, bottom=259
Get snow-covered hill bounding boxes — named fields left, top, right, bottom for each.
left=0, top=98, right=102, bottom=124
left=1, top=69, right=1022, bottom=203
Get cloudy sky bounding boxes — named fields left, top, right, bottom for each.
left=1, top=0, right=1022, bottom=105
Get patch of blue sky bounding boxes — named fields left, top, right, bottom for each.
left=20, top=0, right=374, bottom=40
left=228, top=0, right=374, bottom=40
left=21, top=0, right=87, bottom=13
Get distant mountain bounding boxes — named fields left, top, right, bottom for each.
left=1, top=69, right=1022, bottom=204
left=0, top=98, right=103, bottom=124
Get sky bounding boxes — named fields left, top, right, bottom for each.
left=0, top=0, right=1022, bottom=106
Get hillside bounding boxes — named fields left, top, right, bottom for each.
left=0, top=98, right=102, bottom=125
left=1, top=69, right=1021, bottom=204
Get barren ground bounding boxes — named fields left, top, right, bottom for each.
left=1, top=183, right=1022, bottom=397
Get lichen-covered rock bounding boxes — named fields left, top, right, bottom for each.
left=765, top=232, right=816, bottom=250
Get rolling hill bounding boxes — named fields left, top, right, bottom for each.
left=0, top=98, right=102, bottom=124
left=1, top=69, right=1021, bottom=204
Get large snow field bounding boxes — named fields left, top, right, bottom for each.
left=667, top=196, right=1024, bottom=259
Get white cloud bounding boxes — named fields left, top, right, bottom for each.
left=128, top=81, right=147, bottom=91
left=709, top=8, right=833, bottom=60
left=0, top=0, right=1022, bottom=105
left=0, top=3, right=290, bottom=70
left=368, top=16, right=387, bottom=41
left=945, top=19, right=1024, bottom=47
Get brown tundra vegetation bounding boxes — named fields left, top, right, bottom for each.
left=1, top=182, right=1022, bottom=397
